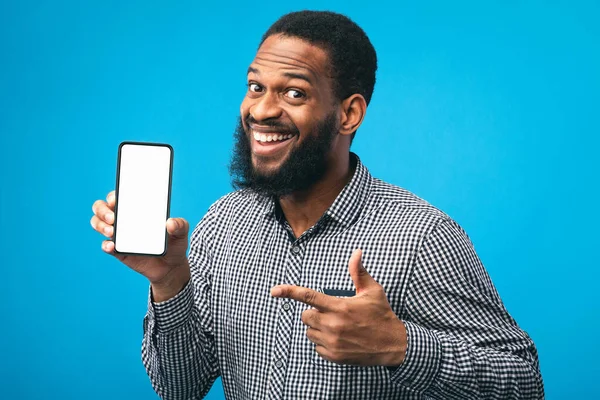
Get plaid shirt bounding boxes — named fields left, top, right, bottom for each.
left=141, top=154, right=544, bottom=399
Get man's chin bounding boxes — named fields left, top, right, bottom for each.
left=251, top=155, right=287, bottom=176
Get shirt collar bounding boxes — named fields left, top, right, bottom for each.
left=260, top=153, right=372, bottom=228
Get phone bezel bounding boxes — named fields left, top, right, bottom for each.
left=112, top=141, right=174, bottom=257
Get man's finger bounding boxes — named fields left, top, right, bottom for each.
left=106, top=191, right=116, bottom=207
left=92, top=200, right=114, bottom=224
left=315, top=345, right=337, bottom=363
left=306, top=326, right=324, bottom=346
left=91, top=215, right=112, bottom=238
left=271, top=285, right=337, bottom=311
left=301, top=308, right=322, bottom=329
left=348, top=249, right=378, bottom=293
left=101, top=240, right=127, bottom=262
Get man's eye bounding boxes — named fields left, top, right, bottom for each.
left=284, top=89, right=305, bottom=99
left=248, top=83, right=262, bottom=92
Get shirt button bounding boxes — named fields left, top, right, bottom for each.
left=282, top=302, right=291, bottom=311
left=275, top=360, right=283, bottom=368
left=291, top=246, right=300, bottom=254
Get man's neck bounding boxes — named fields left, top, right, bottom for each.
left=278, top=153, right=354, bottom=239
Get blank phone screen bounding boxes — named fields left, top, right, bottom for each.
left=114, top=143, right=172, bottom=256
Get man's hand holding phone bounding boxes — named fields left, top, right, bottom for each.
left=91, top=190, right=191, bottom=302
left=91, top=141, right=191, bottom=302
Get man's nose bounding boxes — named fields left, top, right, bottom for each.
left=249, top=92, right=283, bottom=122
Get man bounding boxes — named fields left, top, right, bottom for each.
left=91, top=11, right=544, bottom=399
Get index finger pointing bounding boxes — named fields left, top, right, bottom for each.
left=271, top=285, right=337, bottom=311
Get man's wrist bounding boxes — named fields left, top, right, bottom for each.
left=151, top=264, right=191, bottom=303
left=380, top=317, right=408, bottom=367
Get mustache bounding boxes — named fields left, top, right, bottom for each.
left=245, top=115, right=300, bottom=135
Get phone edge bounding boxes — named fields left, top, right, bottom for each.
left=113, top=141, right=174, bottom=257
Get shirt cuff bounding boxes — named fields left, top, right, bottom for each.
left=388, top=320, right=442, bottom=392
left=146, top=280, right=194, bottom=334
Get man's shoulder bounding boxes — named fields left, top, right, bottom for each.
left=200, top=189, right=268, bottom=224
left=208, top=188, right=262, bottom=212
left=368, top=177, right=449, bottom=223
left=191, top=189, right=264, bottom=237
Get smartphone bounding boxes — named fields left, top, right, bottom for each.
left=113, top=141, right=173, bottom=256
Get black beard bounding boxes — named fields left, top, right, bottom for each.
left=229, top=113, right=338, bottom=197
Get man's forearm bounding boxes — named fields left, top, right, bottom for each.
left=388, top=322, right=544, bottom=399
left=143, top=281, right=220, bottom=400
left=432, top=330, right=543, bottom=399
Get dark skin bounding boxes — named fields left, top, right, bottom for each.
left=91, top=33, right=407, bottom=367
left=243, top=35, right=407, bottom=367
left=242, top=35, right=362, bottom=237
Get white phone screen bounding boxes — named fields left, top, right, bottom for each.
left=114, top=142, right=173, bottom=256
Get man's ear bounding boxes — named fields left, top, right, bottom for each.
left=338, top=94, right=367, bottom=137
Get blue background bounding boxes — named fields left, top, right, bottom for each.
left=1, top=1, right=598, bottom=398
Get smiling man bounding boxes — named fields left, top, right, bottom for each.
left=92, top=10, right=544, bottom=400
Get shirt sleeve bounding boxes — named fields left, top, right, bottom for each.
left=388, top=218, right=544, bottom=399
left=141, top=207, right=220, bottom=400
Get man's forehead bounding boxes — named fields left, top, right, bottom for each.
left=249, top=35, right=329, bottom=80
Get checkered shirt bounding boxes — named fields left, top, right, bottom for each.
left=141, top=154, right=544, bottom=399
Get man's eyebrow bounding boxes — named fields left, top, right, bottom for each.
left=247, top=66, right=313, bottom=84
left=282, top=72, right=312, bottom=84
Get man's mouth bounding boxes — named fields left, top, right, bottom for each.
left=250, top=129, right=296, bottom=156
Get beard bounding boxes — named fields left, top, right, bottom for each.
left=229, top=113, right=338, bottom=197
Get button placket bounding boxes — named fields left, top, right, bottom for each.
left=267, top=240, right=306, bottom=399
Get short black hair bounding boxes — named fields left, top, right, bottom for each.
left=260, top=11, right=377, bottom=130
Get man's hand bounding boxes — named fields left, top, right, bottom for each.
left=271, top=249, right=407, bottom=367
left=90, top=190, right=191, bottom=302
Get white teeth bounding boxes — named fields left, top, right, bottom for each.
left=253, top=131, right=294, bottom=142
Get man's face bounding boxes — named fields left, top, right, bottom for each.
left=230, top=35, right=340, bottom=196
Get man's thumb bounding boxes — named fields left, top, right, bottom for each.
left=348, top=249, right=376, bottom=293
left=166, top=218, right=189, bottom=239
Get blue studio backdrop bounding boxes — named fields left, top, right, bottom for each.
left=1, top=1, right=598, bottom=399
